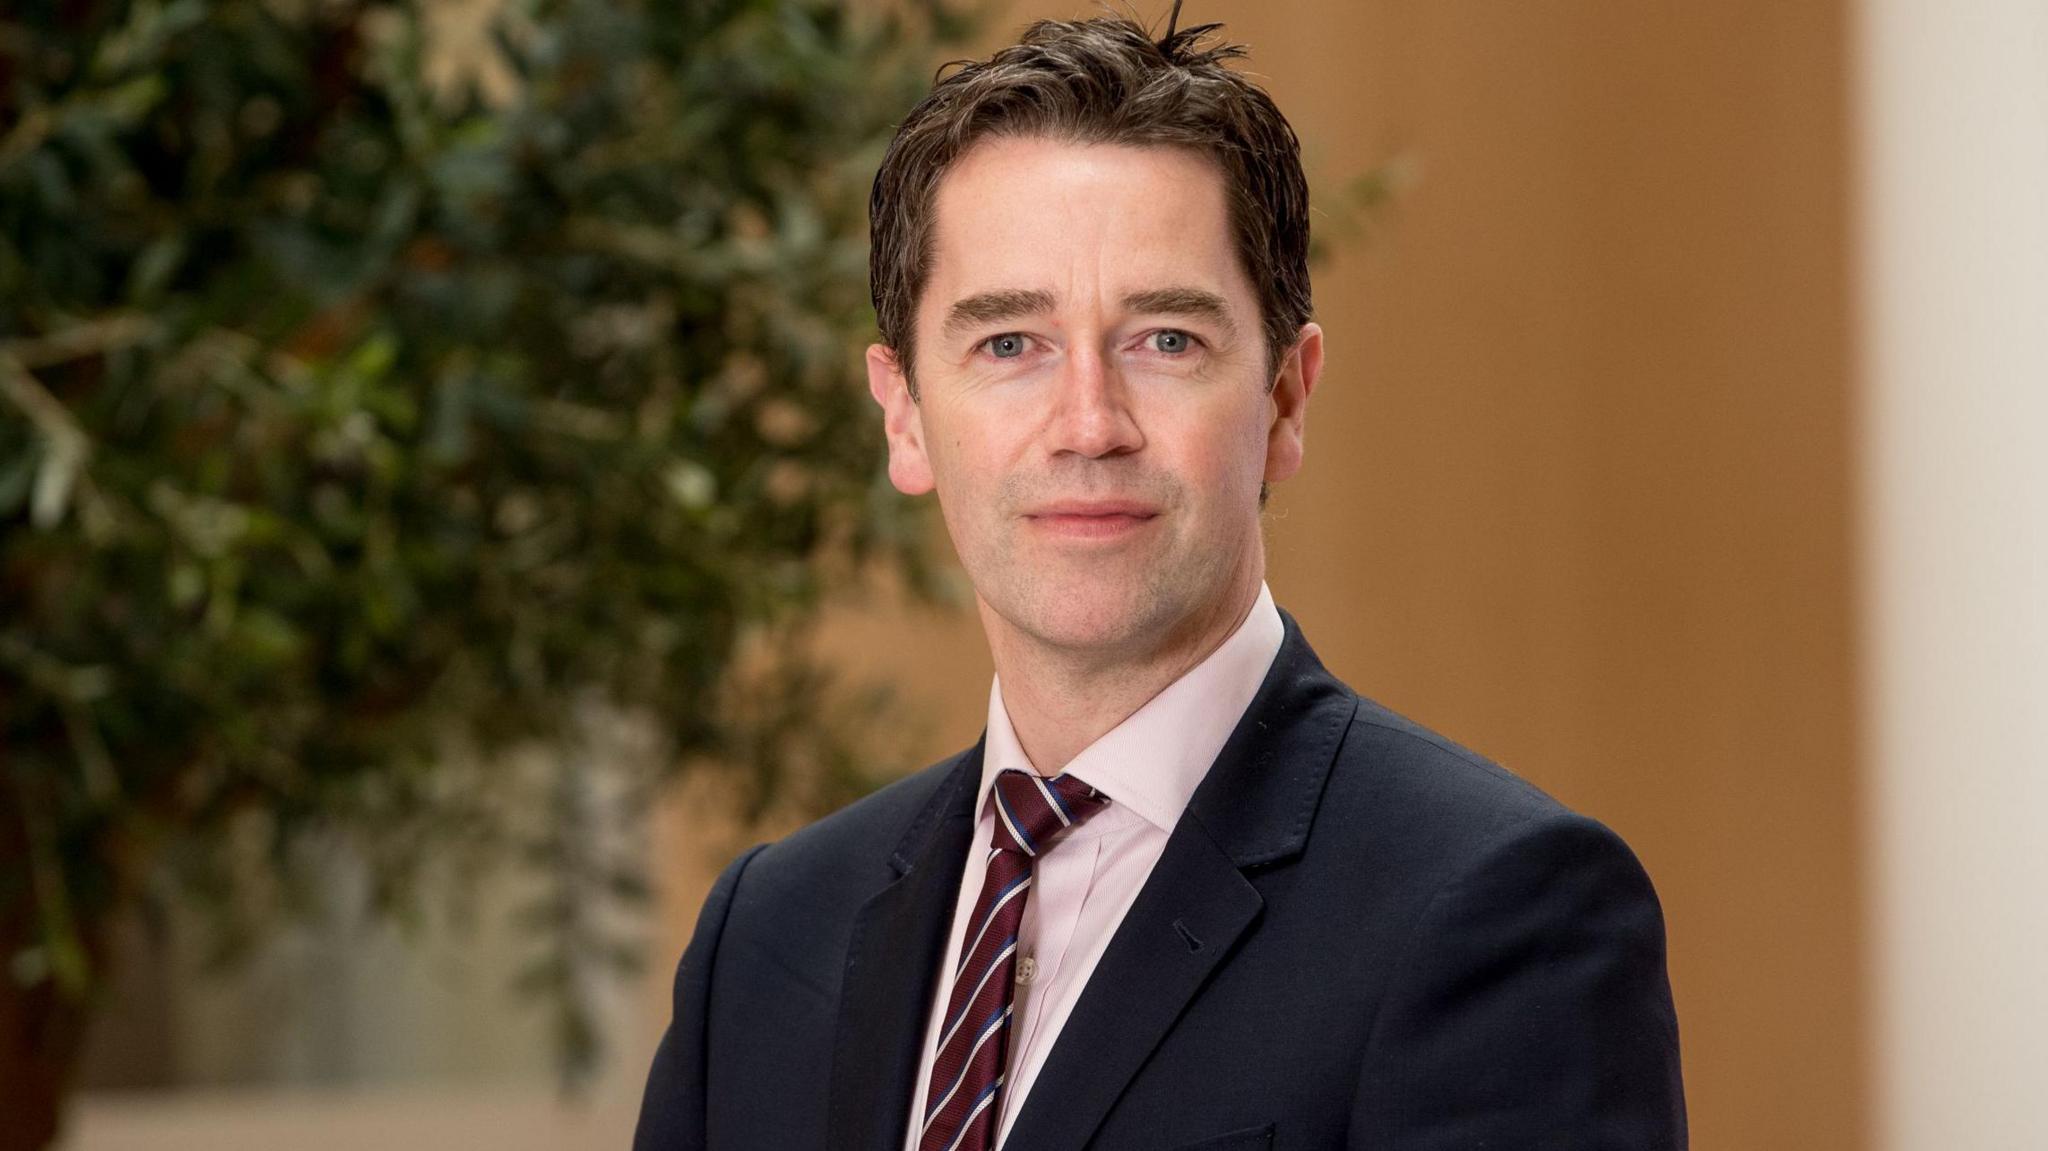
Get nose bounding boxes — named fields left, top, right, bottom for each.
left=1047, top=347, right=1144, bottom=459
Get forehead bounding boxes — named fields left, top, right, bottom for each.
left=921, top=136, right=1251, bottom=315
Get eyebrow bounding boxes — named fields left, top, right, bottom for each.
left=1120, top=287, right=1235, bottom=332
left=941, top=285, right=1238, bottom=339
left=943, top=288, right=1057, bottom=336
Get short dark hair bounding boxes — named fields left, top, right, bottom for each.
left=868, top=11, right=1313, bottom=395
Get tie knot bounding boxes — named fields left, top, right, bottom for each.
left=990, top=769, right=1110, bottom=858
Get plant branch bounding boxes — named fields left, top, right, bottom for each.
left=0, top=314, right=160, bottom=372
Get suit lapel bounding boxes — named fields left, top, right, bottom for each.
left=826, top=743, right=983, bottom=1151
left=1001, top=818, right=1261, bottom=1151
left=1003, top=611, right=1359, bottom=1151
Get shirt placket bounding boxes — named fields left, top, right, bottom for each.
left=995, top=816, right=1116, bottom=1136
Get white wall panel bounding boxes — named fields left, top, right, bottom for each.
left=1857, top=2, right=2048, bottom=1146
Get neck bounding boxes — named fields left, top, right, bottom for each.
left=984, top=570, right=1264, bottom=776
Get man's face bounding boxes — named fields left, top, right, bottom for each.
left=867, top=136, right=1320, bottom=664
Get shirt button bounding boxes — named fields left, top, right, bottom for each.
left=1016, top=955, right=1038, bottom=986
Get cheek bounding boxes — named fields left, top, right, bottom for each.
left=922, top=423, right=1003, bottom=521
left=1187, top=402, right=1273, bottom=485
left=929, top=403, right=1026, bottom=480
left=928, top=431, right=981, bottom=489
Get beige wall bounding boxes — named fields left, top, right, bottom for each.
left=814, top=3, right=1865, bottom=1148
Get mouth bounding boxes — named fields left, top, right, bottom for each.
left=1022, top=501, right=1161, bottom=539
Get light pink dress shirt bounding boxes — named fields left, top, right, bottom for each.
left=901, top=583, right=1286, bottom=1150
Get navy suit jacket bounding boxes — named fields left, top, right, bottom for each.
left=635, top=612, right=1687, bottom=1149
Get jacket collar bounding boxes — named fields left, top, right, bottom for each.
left=1183, top=607, right=1357, bottom=868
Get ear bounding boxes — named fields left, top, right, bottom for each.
left=866, top=343, right=935, bottom=495
left=1263, top=322, right=1323, bottom=485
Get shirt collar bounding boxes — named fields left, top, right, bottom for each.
left=978, top=582, right=1286, bottom=836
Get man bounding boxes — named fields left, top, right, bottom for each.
left=636, top=12, right=1685, bottom=1151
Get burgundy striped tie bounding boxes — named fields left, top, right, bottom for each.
left=917, top=769, right=1110, bottom=1151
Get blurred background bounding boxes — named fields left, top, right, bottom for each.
left=4, top=1, right=2042, bottom=1149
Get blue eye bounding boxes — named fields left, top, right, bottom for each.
left=1152, top=330, right=1192, bottom=354
left=986, top=334, right=1026, bottom=359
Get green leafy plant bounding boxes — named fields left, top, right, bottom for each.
left=0, top=1, right=965, bottom=1145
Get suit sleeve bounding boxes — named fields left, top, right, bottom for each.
left=1348, top=812, right=1688, bottom=1149
left=634, top=843, right=769, bottom=1151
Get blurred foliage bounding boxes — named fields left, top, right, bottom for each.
left=0, top=0, right=968, bottom=1085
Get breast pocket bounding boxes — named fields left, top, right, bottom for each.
left=1161, top=1122, right=1275, bottom=1151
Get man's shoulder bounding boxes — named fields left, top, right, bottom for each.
left=1260, top=609, right=1587, bottom=847
left=1319, top=687, right=1632, bottom=880
left=1345, top=693, right=1563, bottom=815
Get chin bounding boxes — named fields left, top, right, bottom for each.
left=1003, top=584, right=1180, bottom=655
